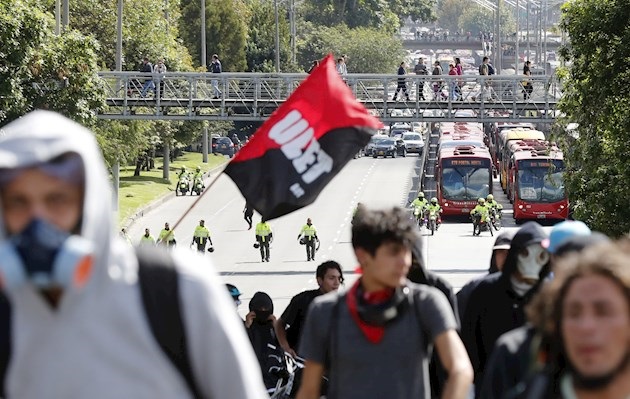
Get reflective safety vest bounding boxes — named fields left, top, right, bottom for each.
left=140, top=234, right=155, bottom=245
left=158, top=228, right=176, bottom=243
left=487, top=200, right=503, bottom=210
left=256, top=222, right=272, bottom=242
left=471, top=205, right=490, bottom=222
left=426, top=204, right=441, bottom=214
left=412, top=198, right=428, bottom=210
left=193, top=225, right=210, bottom=238
left=300, top=224, right=317, bottom=240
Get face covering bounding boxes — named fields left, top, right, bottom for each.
left=517, top=244, right=550, bottom=280
left=254, top=310, right=271, bottom=324
left=511, top=276, right=535, bottom=297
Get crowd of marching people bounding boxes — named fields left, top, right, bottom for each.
left=0, top=110, right=629, bottom=399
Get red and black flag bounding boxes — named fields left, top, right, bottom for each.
left=224, top=54, right=382, bottom=221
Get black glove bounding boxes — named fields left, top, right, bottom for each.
left=297, top=235, right=301, bottom=240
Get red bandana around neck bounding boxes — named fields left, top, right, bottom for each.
left=346, top=279, right=395, bottom=344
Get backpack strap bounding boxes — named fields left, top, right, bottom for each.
left=136, top=246, right=203, bottom=399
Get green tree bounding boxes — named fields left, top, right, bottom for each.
left=437, top=0, right=468, bottom=34
left=299, top=25, right=405, bottom=73
left=244, top=0, right=291, bottom=72
left=556, top=0, right=630, bottom=237
left=458, top=1, right=515, bottom=36
left=0, top=0, right=104, bottom=126
left=179, top=0, right=247, bottom=71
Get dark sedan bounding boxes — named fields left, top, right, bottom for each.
left=372, top=138, right=406, bottom=158
left=211, top=137, right=235, bottom=157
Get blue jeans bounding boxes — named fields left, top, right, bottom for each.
left=141, top=80, right=155, bottom=97
left=211, top=78, right=221, bottom=98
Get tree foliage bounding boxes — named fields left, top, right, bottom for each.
left=180, top=0, right=247, bottom=71
left=458, top=2, right=515, bottom=36
left=556, top=0, right=630, bottom=237
left=0, top=0, right=104, bottom=126
left=244, top=0, right=291, bottom=72
left=299, top=24, right=405, bottom=73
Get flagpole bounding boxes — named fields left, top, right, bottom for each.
left=169, top=164, right=229, bottom=233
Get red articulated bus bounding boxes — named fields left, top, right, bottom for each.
left=509, top=149, right=569, bottom=223
left=436, top=145, right=493, bottom=216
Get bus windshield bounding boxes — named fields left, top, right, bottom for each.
left=517, top=160, right=565, bottom=203
left=441, top=165, right=491, bottom=200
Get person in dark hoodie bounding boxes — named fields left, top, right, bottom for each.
left=479, top=223, right=610, bottom=399
left=246, top=292, right=282, bottom=393
left=407, top=237, right=460, bottom=398
left=461, top=221, right=550, bottom=397
left=456, top=230, right=514, bottom=322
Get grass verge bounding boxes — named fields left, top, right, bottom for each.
left=118, top=152, right=228, bottom=226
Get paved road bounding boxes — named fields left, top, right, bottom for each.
left=126, top=153, right=518, bottom=318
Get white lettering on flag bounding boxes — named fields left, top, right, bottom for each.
left=268, top=110, right=334, bottom=191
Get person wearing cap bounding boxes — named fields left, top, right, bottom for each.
left=456, top=230, right=514, bottom=322
left=461, top=222, right=551, bottom=397
left=156, top=222, right=176, bottom=247
left=0, top=111, right=267, bottom=398
left=192, top=219, right=212, bottom=253
left=541, top=220, right=591, bottom=261
left=297, top=218, right=318, bottom=261
left=226, top=283, right=242, bottom=307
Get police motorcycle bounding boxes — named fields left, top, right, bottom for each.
left=192, top=176, right=205, bottom=195
left=471, top=211, right=494, bottom=237
left=489, top=206, right=502, bottom=231
left=425, top=208, right=439, bottom=236
left=413, top=206, right=426, bottom=228
left=176, top=174, right=191, bottom=196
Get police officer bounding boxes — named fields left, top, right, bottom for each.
left=192, top=219, right=213, bottom=253
left=176, top=166, right=188, bottom=192
left=486, top=194, right=503, bottom=216
left=297, top=218, right=318, bottom=261
left=410, top=192, right=429, bottom=224
left=470, top=198, right=490, bottom=224
left=255, top=218, right=273, bottom=262
left=157, top=222, right=176, bottom=247
left=426, top=197, right=443, bottom=229
left=139, top=228, right=155, bottom=246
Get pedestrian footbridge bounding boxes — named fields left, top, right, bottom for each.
left=98, top=72, right=561, bottom=123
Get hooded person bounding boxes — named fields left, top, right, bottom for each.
left=245, top=292, right=282, bottom=392
left=0, top=111, right=267, bottom=399
left=407, top=238, right=460, bottom=398
left=456, top=230, right=514, bottom=321
left=461, top=222, right=550, bottom=397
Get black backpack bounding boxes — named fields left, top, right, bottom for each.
left=0, top=246, right=201, bottom=398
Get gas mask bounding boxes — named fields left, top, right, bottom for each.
left=0, top=219, right=94, bottom=291
left=516, top=243, right=549, bottom=280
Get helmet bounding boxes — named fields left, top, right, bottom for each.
left=478, top=198, right=486, bottom=204
left=181, top=166, right=186, bottom=171
left=207, top=246, right=214, bottom=253
left=299, top=237, right=306, bottom=245
left=418, top=192, right=425, bottom=198
left=253, top=242, right=260, bottom=249
left=226, top=283, right=241, bottom=298
left=487, top=194, right=494, bottom=201
left=430, top=197, right=438, bottom=204
left=196, top=166, right=201, bottom=172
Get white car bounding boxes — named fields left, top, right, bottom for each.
left=402, top=132, right=425, bottom=154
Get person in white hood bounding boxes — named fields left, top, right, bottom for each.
left=0, top=110, right=268, bottom=399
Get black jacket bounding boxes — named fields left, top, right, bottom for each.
left=461, top=222, right=550, bottom=395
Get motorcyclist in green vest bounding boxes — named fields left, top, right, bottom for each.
left=486, top=194, right=502, bottom=219
left=192, top=166, right=205, bottom=193
left=255, top=219, right=273, bottom=262
left=297, top=218, right=319, bottom=261
left=192, top=219, right=213, bottom=253
left=139, top=228, right=156, bottom=246
left=470, top=197, right=490, bottom=224
left=425, top=197, right=443, bottom=229
left=176, top=166, right=189, bottom=193
left=410, top=192, right=429, bottom=225
left=157, top=222, right=177, bottom=248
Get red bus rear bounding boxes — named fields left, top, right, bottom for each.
left=436, top=145, right=493, bottom=216
left=511, top=150, right=569, bottom=222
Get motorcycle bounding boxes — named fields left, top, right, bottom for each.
left=192, top=177, right=204, bottom=195
left=176, top=176, right=190, bottom=196
left=425, top=208, right=439, bottom=236
left=472, top=212, right=494, bottom=237
left=489, top=207, right=502, bottom=231
left=413, top=206, right=425, bottom=228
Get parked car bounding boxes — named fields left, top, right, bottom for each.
left=401, top=132, right=425, bottom=154
left=211, top=136, right=235, bottom=157
left=372, top=137, right=406, bottom=158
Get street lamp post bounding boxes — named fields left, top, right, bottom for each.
left=113, top=0, right=123, bottom=214
left=274, top=0, right=280, bottom=73
left=62, top=0, right=69, bottom=29
left=55, top=0, right=61, bottom=34
left=515, top=0, right=519, bottom=74
left=201, top=0, right=207, bottom=68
